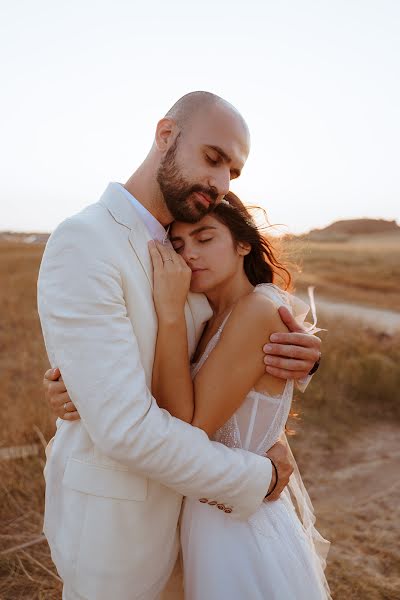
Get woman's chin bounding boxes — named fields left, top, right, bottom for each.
left=190, top=280, right=208, bottom=294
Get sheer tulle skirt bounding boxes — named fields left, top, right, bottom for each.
left=181, top=490, right=330, bottom=600
left=183, top=284, right=331, bottom=599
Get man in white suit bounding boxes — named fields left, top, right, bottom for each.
left=38, top=91, right=322, bottom=600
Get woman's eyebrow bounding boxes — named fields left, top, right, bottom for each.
left=170, top=225, right=217, bottom=242
left=189, top=225, right=217, bottom=236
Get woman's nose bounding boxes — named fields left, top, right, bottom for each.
left=181, top=245, right=199, bottom=264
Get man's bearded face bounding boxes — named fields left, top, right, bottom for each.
left=156, top=136, right=218, bottom=223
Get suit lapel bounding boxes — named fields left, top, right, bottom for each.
left=99, top=183, right=154, bottom=289
left=99, top=183, right=212, bottom=358
left=128, top=227, right=153, bottom=290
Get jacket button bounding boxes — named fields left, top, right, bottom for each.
left=224, top=508, right=232, bottom=513
left=217, top=504, right=225, bottom=510
left=208, top=500, right=218, bottom=505
left=199, top=498, right=208, bottom=503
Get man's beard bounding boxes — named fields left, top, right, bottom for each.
left=156, top=137, right=218, bottom=223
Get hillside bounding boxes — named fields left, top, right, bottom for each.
left=285, top=220, right=400, bottom=312
left=303, top=218, right=400, bottom=241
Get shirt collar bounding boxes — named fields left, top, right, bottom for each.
left=115, top=182, right=168, bottom=243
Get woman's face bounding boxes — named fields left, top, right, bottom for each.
left=170, top=214, right=246, bottom=293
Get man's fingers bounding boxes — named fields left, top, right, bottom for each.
left=263, top=342, right=315, bottom=360
left=266, top=332, right=321, bottom=348
left=264, top=345, right=320, bottom=368
left=277, top=306, right=305, bottom=333
left=264, top=356, right=310, bottom=372
left=265, top=487, right=284, bottom=502
left=265, top=366, right=308, bottom=380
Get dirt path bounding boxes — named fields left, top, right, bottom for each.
left=299, top=294, right=400, bottom=333
left=299, top=424, right=400, bottom=598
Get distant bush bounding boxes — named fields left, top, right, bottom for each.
left=291, top=313, right=400, bottom=446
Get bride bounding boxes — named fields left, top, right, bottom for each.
left=149, top=191, right=331, bottom=599
left=45, top=191, right=331, bottom=599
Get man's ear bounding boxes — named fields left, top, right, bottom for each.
left=155, top=118, right=177, bottom=152
left=237, top=241, right=251, bottom=256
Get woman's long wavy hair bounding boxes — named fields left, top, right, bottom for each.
left=211, top=191, right=292, bottom=291
left=213, top=192, right=298, bottom=433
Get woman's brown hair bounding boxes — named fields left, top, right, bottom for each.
left=211, top=191, right=292, bottom=291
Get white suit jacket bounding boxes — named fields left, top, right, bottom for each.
left=37, top=183, right=272, bottom=600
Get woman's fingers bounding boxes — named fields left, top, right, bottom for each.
left=63, top=411, right=80, bottom=422
left=43, top=361, right=79, bottom=422
left=63, top=400, right=77, bottom=413
left=154, top=240, right=177, bottom=265
left=44, top=367, right=60, bottom=382
left=47, top=379, right=68, bottom=398
left=148, top=240, right=164, bottom=270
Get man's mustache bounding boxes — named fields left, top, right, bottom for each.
left=188, top=185, right=219, bottom=206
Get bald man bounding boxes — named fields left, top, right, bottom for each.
left=38, top=91, right=321, bottom=600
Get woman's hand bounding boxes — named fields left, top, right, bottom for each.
left=43, top=367, right=80, bottom=421
left=148, top=240, right=192, bottom=323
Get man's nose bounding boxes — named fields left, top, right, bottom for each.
left=209, top=169, right=230, bottom=200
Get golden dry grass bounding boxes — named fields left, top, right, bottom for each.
left=0, top=241, right=54, bottom=447
left=286, top=231, right=400, bottom=311
left=289, top=311, right=400, bottom=599
left=1, top=239, right=399, bottom=598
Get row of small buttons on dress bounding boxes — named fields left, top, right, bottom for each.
left=198, top=498, right=233, bottom=513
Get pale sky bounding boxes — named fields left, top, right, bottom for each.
left=1, top=0, right=399, bottom=234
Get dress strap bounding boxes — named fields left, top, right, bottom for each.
left=217, top=309, right=234, bottom=334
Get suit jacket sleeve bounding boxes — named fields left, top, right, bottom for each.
left=38, top=216, right=272, bottom=520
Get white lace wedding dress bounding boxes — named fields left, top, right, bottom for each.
left=180, top=284, right=331, bottom=600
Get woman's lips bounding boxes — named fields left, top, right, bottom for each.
left=191, top=268, right=207, bottom=275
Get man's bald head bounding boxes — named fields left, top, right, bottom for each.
left=149, top=91, right=251, bottom=224
left=165, top=91, right=249, bottom=139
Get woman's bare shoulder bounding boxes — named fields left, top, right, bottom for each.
left=222, top=290, right=288, bottom=343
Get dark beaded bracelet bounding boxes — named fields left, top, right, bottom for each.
left=265, top=458, right=278, bottom=498
left=308, top=355, right=321, bottom=376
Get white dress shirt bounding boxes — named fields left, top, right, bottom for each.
left=116, top=182, right=168, bottom=243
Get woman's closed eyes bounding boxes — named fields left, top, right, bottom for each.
left=172, top=237, right=213, bottom=253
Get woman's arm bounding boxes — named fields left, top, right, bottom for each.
left=149, top=238, right=289, bottom=438
left=149, top=241, right=195, bottom=422
left=191, top=293, right=288, bottom=436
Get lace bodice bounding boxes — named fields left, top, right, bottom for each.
left=190, top=283, right=314, bottom=455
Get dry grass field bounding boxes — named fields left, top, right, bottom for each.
left=286, top=231, right=400, bottom=311
left=1, top=234, right=399, bottom=599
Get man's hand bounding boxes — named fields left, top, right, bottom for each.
left=265, top=438, right=294, bottom=501
left=263, top=306, right=321, bottom=380
left=43, top=368, right=80, bottom=421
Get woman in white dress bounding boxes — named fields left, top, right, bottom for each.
left=45, top=191, right=331, bottom=598
left=148, top=191, right=331, bottom=599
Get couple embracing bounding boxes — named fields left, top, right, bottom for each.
left=38, top=91, right=330, bottom=599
